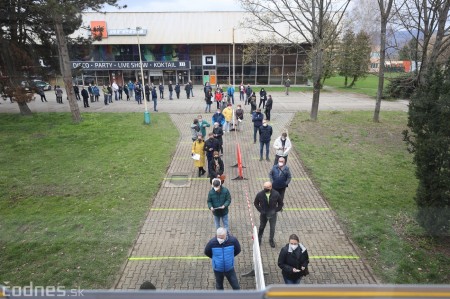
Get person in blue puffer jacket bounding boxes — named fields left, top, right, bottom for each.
left=204, top=227, right=241, bottom=290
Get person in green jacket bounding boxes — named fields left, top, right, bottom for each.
left=197, top=115, right=211, bottom=138
left=208, top=179, right=231, bottom=230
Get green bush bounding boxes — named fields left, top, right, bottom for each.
left=385, top=73, right=417, bottom=99
left=403, top=64, right=450, bottom=235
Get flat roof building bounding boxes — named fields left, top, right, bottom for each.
left=71, top=12, right=310, bottom=87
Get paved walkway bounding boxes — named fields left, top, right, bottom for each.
left=0, top=86, right=408, bottom=114
left=2, top=89, right=389, bottom=289
left=114, top=111, right=378, bottom=290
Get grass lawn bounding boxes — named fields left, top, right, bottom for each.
left=290, top=111, right=449, bottom=283
left=0, top=113, right=179, bottom=289
left=323, top=74, right=401, bottom=98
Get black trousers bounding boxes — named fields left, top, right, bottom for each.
left=83, top=97, right=89, bottom=107
left=265, top=109, right=271, bottom=121
left=273, top=187, right=286, bottom=201
left=258, top=213, right=277, bottom=241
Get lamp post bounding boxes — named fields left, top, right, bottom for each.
left=136, top=26, right=150, bottom=124
left=232, top=27, right=235, bottom=88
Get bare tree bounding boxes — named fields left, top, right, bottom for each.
left=239, top=0, right=351, bottom=120
left=373, top=0, right=396, bottom=123
left=394, top=0, right=450, bottom=84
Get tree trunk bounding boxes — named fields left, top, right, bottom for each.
left=344, top=76, right=348, bottom=87
left=349, top=76, right=357, bottom=87
left=310, top=46, right=323, bottom=121
left=18, top=101, right=32, bottom=116
left=374, top=17, right=387, bottom=122
left=53, top=15, right=82, bottom=123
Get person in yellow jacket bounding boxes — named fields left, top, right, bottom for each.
left=192, top=133, right=207, bottom=177
left=222, top=103, right=233, bottom=133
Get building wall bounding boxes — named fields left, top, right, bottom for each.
left=72, top=43, right=310, bottom=86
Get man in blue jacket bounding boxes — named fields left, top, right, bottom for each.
left=252, top=108, right=264, bottom=144
left=269, top=157, right=292, bottom=201
left=204, top=227, right=241, bottom=290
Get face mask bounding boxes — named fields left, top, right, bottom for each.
left=263, top=123, right=268, bottom=127
left=281, top=137, right=286, bottom=141
left=264, top=188, right=271, bottom=193
left=217, top=238, right=225, bottom=244
left=216, top=112, right=220, bottom=114
left=214, top=187, right=220, bottom=191
left=198, top=119, right=202, bottom=122
left=278, top=162, right=284, bottom=167
left=289, top=244, right=299, bottom=251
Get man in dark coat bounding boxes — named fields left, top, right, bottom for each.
left=204, top=132, right=221, bottom=168
left=269, top=157, right=292, bottom=201
left=175, top=83, right=181, bottom=99
left=254, top=181, right=284, bottom=248
left=168, top=81, right=173, bottom=100
left=208, top=151, right=224, bottom=184
left=258, top=119, right=273, bottom=161
left=252, top=108, right=264, bottom=144
left=265, top=95, right=273, bottom=121
left=81, top=86, right=90, bottom=108
left=73, top=85, right=81, bottom=101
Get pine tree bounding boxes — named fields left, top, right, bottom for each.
left=403, top=60, right=450, bottom=235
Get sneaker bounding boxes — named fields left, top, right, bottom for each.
left=259, top=158, right=263, bottom=161
left=266, top=158, right=270, bottom=161
left=269, top=240, right=276, bottom=248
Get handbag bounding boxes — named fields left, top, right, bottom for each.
left=219, top=174, right=226, bottom=182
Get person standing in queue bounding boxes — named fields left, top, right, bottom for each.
left=204, top=227, right=241, bottom=290
left=278, top=234, right=309, bottom=284
left=254, top=181, right=284, bottom=248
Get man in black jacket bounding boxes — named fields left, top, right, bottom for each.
left=204, top=133, right=220, bottom=168
left=81, top=86, right=89, bottom=108
left=254, top=181, right=284, bottom=248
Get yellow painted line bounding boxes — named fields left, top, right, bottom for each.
left=128, top=255, right=359, bottom=261
left=150, top=208, right=329, bottom=211
left=266, top=291, right=450, bottom=298
left=284, top=208, right=330, bottom=211
left=129, top=256, right=209, bottom=261
left=151, top=208, right=208, bottom=211
left=163, top=177, right=209, bottom=180
left=310, top=256, right=359, bottom=259
left=256, top=177, right=308, bottom=181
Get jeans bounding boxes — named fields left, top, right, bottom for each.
left=224, top=121, right=230, bottom=132
left=205, top=103, right=211, bottom=112
left=129, top=89, right=134, bottom=97
left=253, top=126, right=260, bottom=142
left=260, top=141, right=270, bottom=159
left=153, top=98, right=157, bottom=111
left=160, top=91, right=164, bottom=99
left=283, top=275, right=301, bottom=284
left=104, top=95, right=108, bottom=105
left=240, top=92, right=244, bottom=101
left=214, top=269, right=240, bottom=290
left=229, top=94, right=234, bottom=104
left=108, top=95, right=112, bottom=103
left=169, top=90, right=173, bottom=99
left=114, top=91, right=118, bottom=101
left=258, top=212, right=277, bottom=241
left=214, top=214, right=229, bottom=230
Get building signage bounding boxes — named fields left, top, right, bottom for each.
left=202, top=55, right=216, bottom=66
left=108, top=28, right=147, bottom=36
left=71, top=61, right=191, bottom=70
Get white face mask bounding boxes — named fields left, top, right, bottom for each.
left=217, top=238, right=225, bottom=244
left=289, top=244, right=299, bottom=251
left=263, top=123, right=268, bottom=127
left=214, top=187, right=220, bottom=191
left=278, top=162, right=284, bottom=167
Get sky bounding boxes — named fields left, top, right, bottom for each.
left=109, top=0, right=244, bottom=12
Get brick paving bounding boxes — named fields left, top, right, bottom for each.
left=1, top=89, right=385, bottom=289
left=114, top=109, right=378, bottom=290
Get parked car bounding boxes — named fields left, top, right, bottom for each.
left=31, top=80, right=52, bottom=91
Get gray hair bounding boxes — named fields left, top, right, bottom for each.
left=217, top=227, right=227, bottom=235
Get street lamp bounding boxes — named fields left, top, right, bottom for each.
left=136, top=26, right=150, bottom=124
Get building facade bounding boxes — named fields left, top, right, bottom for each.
left=71, top=12, right=310, bottom=87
